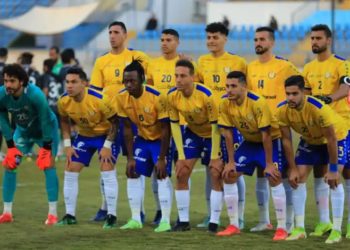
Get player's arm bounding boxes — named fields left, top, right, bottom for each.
left=321, top=125, right=339, bottom=189
left=60, top=114, right=78, bottom=164
left=156, top=120, right=170, bottom=179
left=280, top=125, right=299, bottom=188
left=328, top=77, right=350, bottom=102
left=168, top=94, right=185, bottom=160
left=220, top=126, right=237, bottom=179
left=123, top=118, right=138, bottom=178
left=100, top=114, right=119, bottom=164
left=261, top=127, right=280, bottom=181
left=90, top=59, right=104, bottom=90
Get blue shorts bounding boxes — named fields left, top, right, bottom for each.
left=183, top=128, right=211, bottom=165
left=119, top=120, right=138, bottom=156
left=295, top=139, right=347, bottom=166
left=71, top=134, right=120, bottom=166
left=133, top=136, right=172, bottom=177
left=345, top=131, right=350, bottom=168
left=235, top=139, right=286, bottom=176
left=14, top=116, right=60, bottom=157
left=221, top=127, right=243, bottom=163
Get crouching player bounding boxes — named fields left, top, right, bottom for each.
left=114, top=60, right=172, bottom=232
left=56, top=67, right=119, bottom=229
left=278, top=75, right=347, bottom=244
left=0, top=64, right=59, bottom=225
left=218, top=71, right=287, bottom=240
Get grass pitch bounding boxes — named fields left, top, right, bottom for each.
left=0, top=156, right=349, bottom=250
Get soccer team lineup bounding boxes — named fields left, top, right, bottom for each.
left=1, top=20, right=350, bottom=246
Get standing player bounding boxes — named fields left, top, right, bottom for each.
left=56, top=67, right=119, bottom=229
left=168, top=59, right=222, bottom=232
left=0, top=64, right=59, bottom=225
left=217, top=71, right=288, bottom=240
left=247, top=26, right=300, bottom=232
left=90, top=21, right=149, bottom=221
left=114, top=60, right=172, bottom=232
left=278, top=75, right=347, bottom=244
left=197, top=22, right=247, bottom=228
left=303, top=24, right=350, bottom=237
left=0, top=47, right=8, bottom=161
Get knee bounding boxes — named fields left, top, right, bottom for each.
left=268, top=176, right=282, bottom=187
left=176, top=164, right=191, bottom=183
left=223, top=171, right=238, bottom=184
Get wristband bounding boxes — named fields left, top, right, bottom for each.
left=6, top=139, right=15, bottom=148
left=43, top=141, right=52, bottom=150
left=103, top=140, right=113, bottom=149
left=329, top=163, right=338, bottom=173
left=63, top=139, right=71, bottom=147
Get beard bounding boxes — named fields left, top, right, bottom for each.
left=312, top=45, right=327, bottom=54
left=255, top=46, right=268, bottom=55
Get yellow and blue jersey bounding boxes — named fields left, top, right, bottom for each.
left=197, top=52, right=247, bottom=103
left=247, top=55, right=300, bottom=113
left=90, top=48, right=149, bottom=92
left=167, top=83, right=217, bottom=138
left=303, top=54, right=350, bottom=125
left=277, top=95, right=347, bottom=145
left=57, top=88, right=116, bottom=137
left=218, top=91, right=281, bottom=142
left=114, top=85, right=168, bottom=141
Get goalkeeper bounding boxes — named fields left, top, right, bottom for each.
left=0, top=64, right=59, bottom=225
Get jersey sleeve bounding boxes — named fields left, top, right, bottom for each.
left=254, top=98, right=273, bottom=130
left=218, top=99, right=234, bottom=128
left=167, top=93, right=179, bottom=122
left=57, top=97, right=68, bottom=117
left=197, top=57, right=204, bottom=83
left=0, top=95, right=13, bottom=141
left=316, top=105, right=334, bottom=128
left=90, top=58, right=103, bottom=89
left=276, top=105, right=289, bottom=127
left=284, top=61, right=300, bottom=78
left=134, top=51, right=150, bottom=75
left=100, top=94, right=117, bottom=119
left=157, top=94, right=169, bottom=121
left=238, top=57, right=248, bottom=74
left=207, top=94, right=218, bottom=123
left=30, top=88, right=55, bottom=142
left=338, top=60, right=350, bottom=79
left=302, top=65, right=312, bottom=89
left=114, top=95, right=128, bottom=119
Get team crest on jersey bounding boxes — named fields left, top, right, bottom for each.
left=88, top=110, right=95, bottom=116
left=224, top=67, right=231, bottom=73
left=247, top=113, right=254, bottom=121
left=325, top=72, right=331, bottom=78
left=115, top=69, right=120, bottom=77
left=194, top=108, right=202, bottom=113
left=268, top=71, right=276, bottom=79
left=144, top=107, right=150, bottom=113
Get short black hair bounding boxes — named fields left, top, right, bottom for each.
left=61, top=49, right=74, bottom=64
left=162, top=29, right=179, bottom=39
left=285, top=75, right=305, bottom=89
left=43, top=59, right=55, bottom=72
left=50, top=46, right=60, bottom=53
left=124, top=60, right=145, bottom=84
left=109, top=21, right=127, bottom=33
left=226, top=71, right=247, bottom=84
left=20, top=52, right=33, bottom=65
left=3, top=64, right=29, bottom=86
left=205, top=22, right=229, bottom=36
left=311, top=24, right=332, bottom=38
left=176, top=59, right=195, bottom=75
left=0, top=47, right=8, bottom=57
left=256, top=26, right=275, bottom=40
left=66, top=67, right=87, bottom=80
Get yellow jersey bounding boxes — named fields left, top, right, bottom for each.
left=247, top=56, right=300, bottom=113
left=168, top=83, right=217, bottom=138
left=57, top=88, right=116, bottom=137
left=303, top=54, right=350, bottom=125
left=197, top=52, right=247, bottom=103
left=90, top=48, right=149, bottom=92
left=277, top=96, right=347, bottom=145
left=218, top=91, right=281, bottom=143
left=114, top=85, right=168, bottom=141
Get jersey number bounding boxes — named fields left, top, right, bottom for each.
left=213, top=74, right=220, bottom=83
left=161, top=74, right=172, bottom=83
left=318, top=81, right=323, bottom=90
left=258, top=80, right=264, bottom=89
left=239, top=121, right=249, bottom=129
left=139, top=115, right=144, bottom=121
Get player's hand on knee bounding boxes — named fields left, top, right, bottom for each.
left=65, top=147, right=78, bottom=165
left=264, top=163, right=281, bottom=182
left=175, top=159, right=188, bottom=177
left=36, top=148, right=53, bottom=170
left=288, top=168, right=300, bottom=189
left=222, top=161, right=236, bottom=180
left=2, top=147, right=23, bottom=169
left=155, top=158, right=167, bottom=179
left=126, top=159, right=138, bottom=178
left=99, top=147, right=116, bottom=165
left=324, top=171, right=340, bottom=190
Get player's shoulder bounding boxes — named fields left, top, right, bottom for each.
left=0, top=85, right=6, bottom=100
left=226, top=52, right=245, bottom=61
left=277, top=100, right=288, bottom=108
left=333, top=54, right=346, bottom=62
left=274, top=55, right=289, bottom=61
left=87, top=88, right=104, bottom=99
left=306, top=96, right=323, bottom=109
left=95, top=51, right=111, bottom=61
left=26, top=84, right=46, bottom=99
left=247, top=91, right=261, bottom=101
left=130, top=48, right=149, bottom=58
left=248, top=59, right=260, bottom=67
left=198, top=53, right=212, bottom=62
left=145, top=85, right=161, bottom=96
left=195, top=83, right=212, bottom=97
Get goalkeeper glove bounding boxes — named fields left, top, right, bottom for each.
left=2, top=148, right=23, bottom=169
left=314, top=95, right=332, bottom=104
left=36, top=148, right=52, bottom=170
